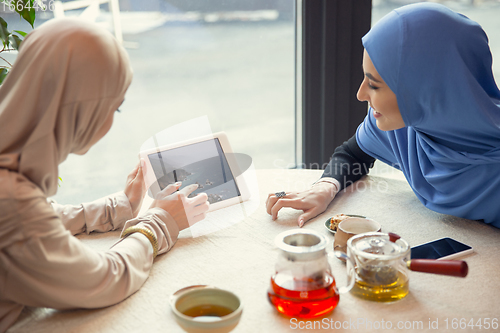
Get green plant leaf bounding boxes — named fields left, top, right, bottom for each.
left=13, top=30, right=27, bottom=37
left=0, top=17, right=10, bottom=47
left=14, top=1, right=36, bottom=28
left=0, top=68, right=8, bottom=85
left=9, top=34, right=22, bottom=50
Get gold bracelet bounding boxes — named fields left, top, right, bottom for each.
left=121, top=226, right=159, bottom=258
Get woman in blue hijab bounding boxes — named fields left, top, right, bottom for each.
left=267, top=3, right=500, bottom=228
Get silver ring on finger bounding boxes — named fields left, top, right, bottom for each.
left=275, top=191, right=286, bottom=199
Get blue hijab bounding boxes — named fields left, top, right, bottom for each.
left=356, top=3, right=500, bottom=227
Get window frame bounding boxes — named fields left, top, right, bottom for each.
left=298, top=0, right=372, bottom=169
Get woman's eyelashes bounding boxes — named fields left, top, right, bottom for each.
left=363, top=76, right=379, bottom=90
left=116, top=99, right=125, bottom=112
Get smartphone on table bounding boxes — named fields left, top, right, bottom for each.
left=411, top=237, right=473, bottom=260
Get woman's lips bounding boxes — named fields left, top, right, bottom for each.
left=373, top=109, right=382, bottom=118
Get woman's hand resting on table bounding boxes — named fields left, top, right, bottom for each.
left=266, top=182, right=339, bottom=227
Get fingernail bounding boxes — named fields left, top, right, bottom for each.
left=299, top=219, right=304, bottom=228
left=140, top=159, right=145, bottom=169
left=175, top=182, right=182, bottom=187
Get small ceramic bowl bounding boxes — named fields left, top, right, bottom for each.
left=333, top=217, right=382, bottom=261
left=171, top=285, right=243, bottom=333
left=324, top=214, right=366, bottom=234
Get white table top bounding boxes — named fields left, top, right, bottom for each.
left=9, top=169, right=500, bottom=333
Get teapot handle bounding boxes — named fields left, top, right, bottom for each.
left=408, top=259, right=468, bottom=277
left=328, top=251, right=355, bottom=294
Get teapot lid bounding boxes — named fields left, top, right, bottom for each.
left=275, top=229, right=327, bottom=261
left=349, top=232, right=410, bottom=259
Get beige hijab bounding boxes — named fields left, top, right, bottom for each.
left=0, top=18, right=133, bottom=196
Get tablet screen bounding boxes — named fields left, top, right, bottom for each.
left=147, top=138, right=241, bottom=204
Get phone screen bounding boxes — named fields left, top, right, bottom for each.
left=411, top=237, right=472, bottom=260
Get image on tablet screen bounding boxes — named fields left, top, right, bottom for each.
left=147, top=139, right=240, bottom=204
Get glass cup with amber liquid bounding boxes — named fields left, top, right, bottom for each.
left=345, top=232, right=410, bottom=302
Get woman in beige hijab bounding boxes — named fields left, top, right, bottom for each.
left=0, top=18, right=209, bottom=332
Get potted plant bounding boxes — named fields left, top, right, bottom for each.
left=0, top=0, right=41, bottom=84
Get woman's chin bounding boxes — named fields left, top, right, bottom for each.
left=375, top=119, right=405, bottom=132
left=375, top=119, right=390, bottom=131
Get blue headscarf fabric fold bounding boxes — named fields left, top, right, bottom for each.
left=356, top=3, right=500, bottom=227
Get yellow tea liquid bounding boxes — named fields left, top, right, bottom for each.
left=350, top=270, right=409, bottom=302
left=182, top=304, right=234, bottom=318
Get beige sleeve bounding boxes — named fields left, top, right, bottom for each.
left=1, top=196, right=179, bottom=310
left=117, top=208, right=180, bottom=256
left=49, top=192, right=134, bottom=235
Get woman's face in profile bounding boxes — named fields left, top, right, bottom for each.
left=357, top=50, right=405, bottom=131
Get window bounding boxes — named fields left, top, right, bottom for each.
left=0, top=1, right=296, bottom=204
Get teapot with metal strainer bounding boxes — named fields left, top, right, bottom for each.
left=336, top=232, right=468, bottom=302
left=267, top=229, right=355, bottom=318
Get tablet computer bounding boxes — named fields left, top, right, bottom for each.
left=139, top=132, right=250, bottom=212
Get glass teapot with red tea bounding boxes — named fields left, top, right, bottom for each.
left=267, top=229, right=354, bottom=318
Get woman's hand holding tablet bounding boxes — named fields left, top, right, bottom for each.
left=140, top=132, right=251, bottom=212
left=149, top=183, right=210, bottom=230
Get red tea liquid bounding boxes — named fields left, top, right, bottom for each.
left=267, top=272, right=339, bottom=318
